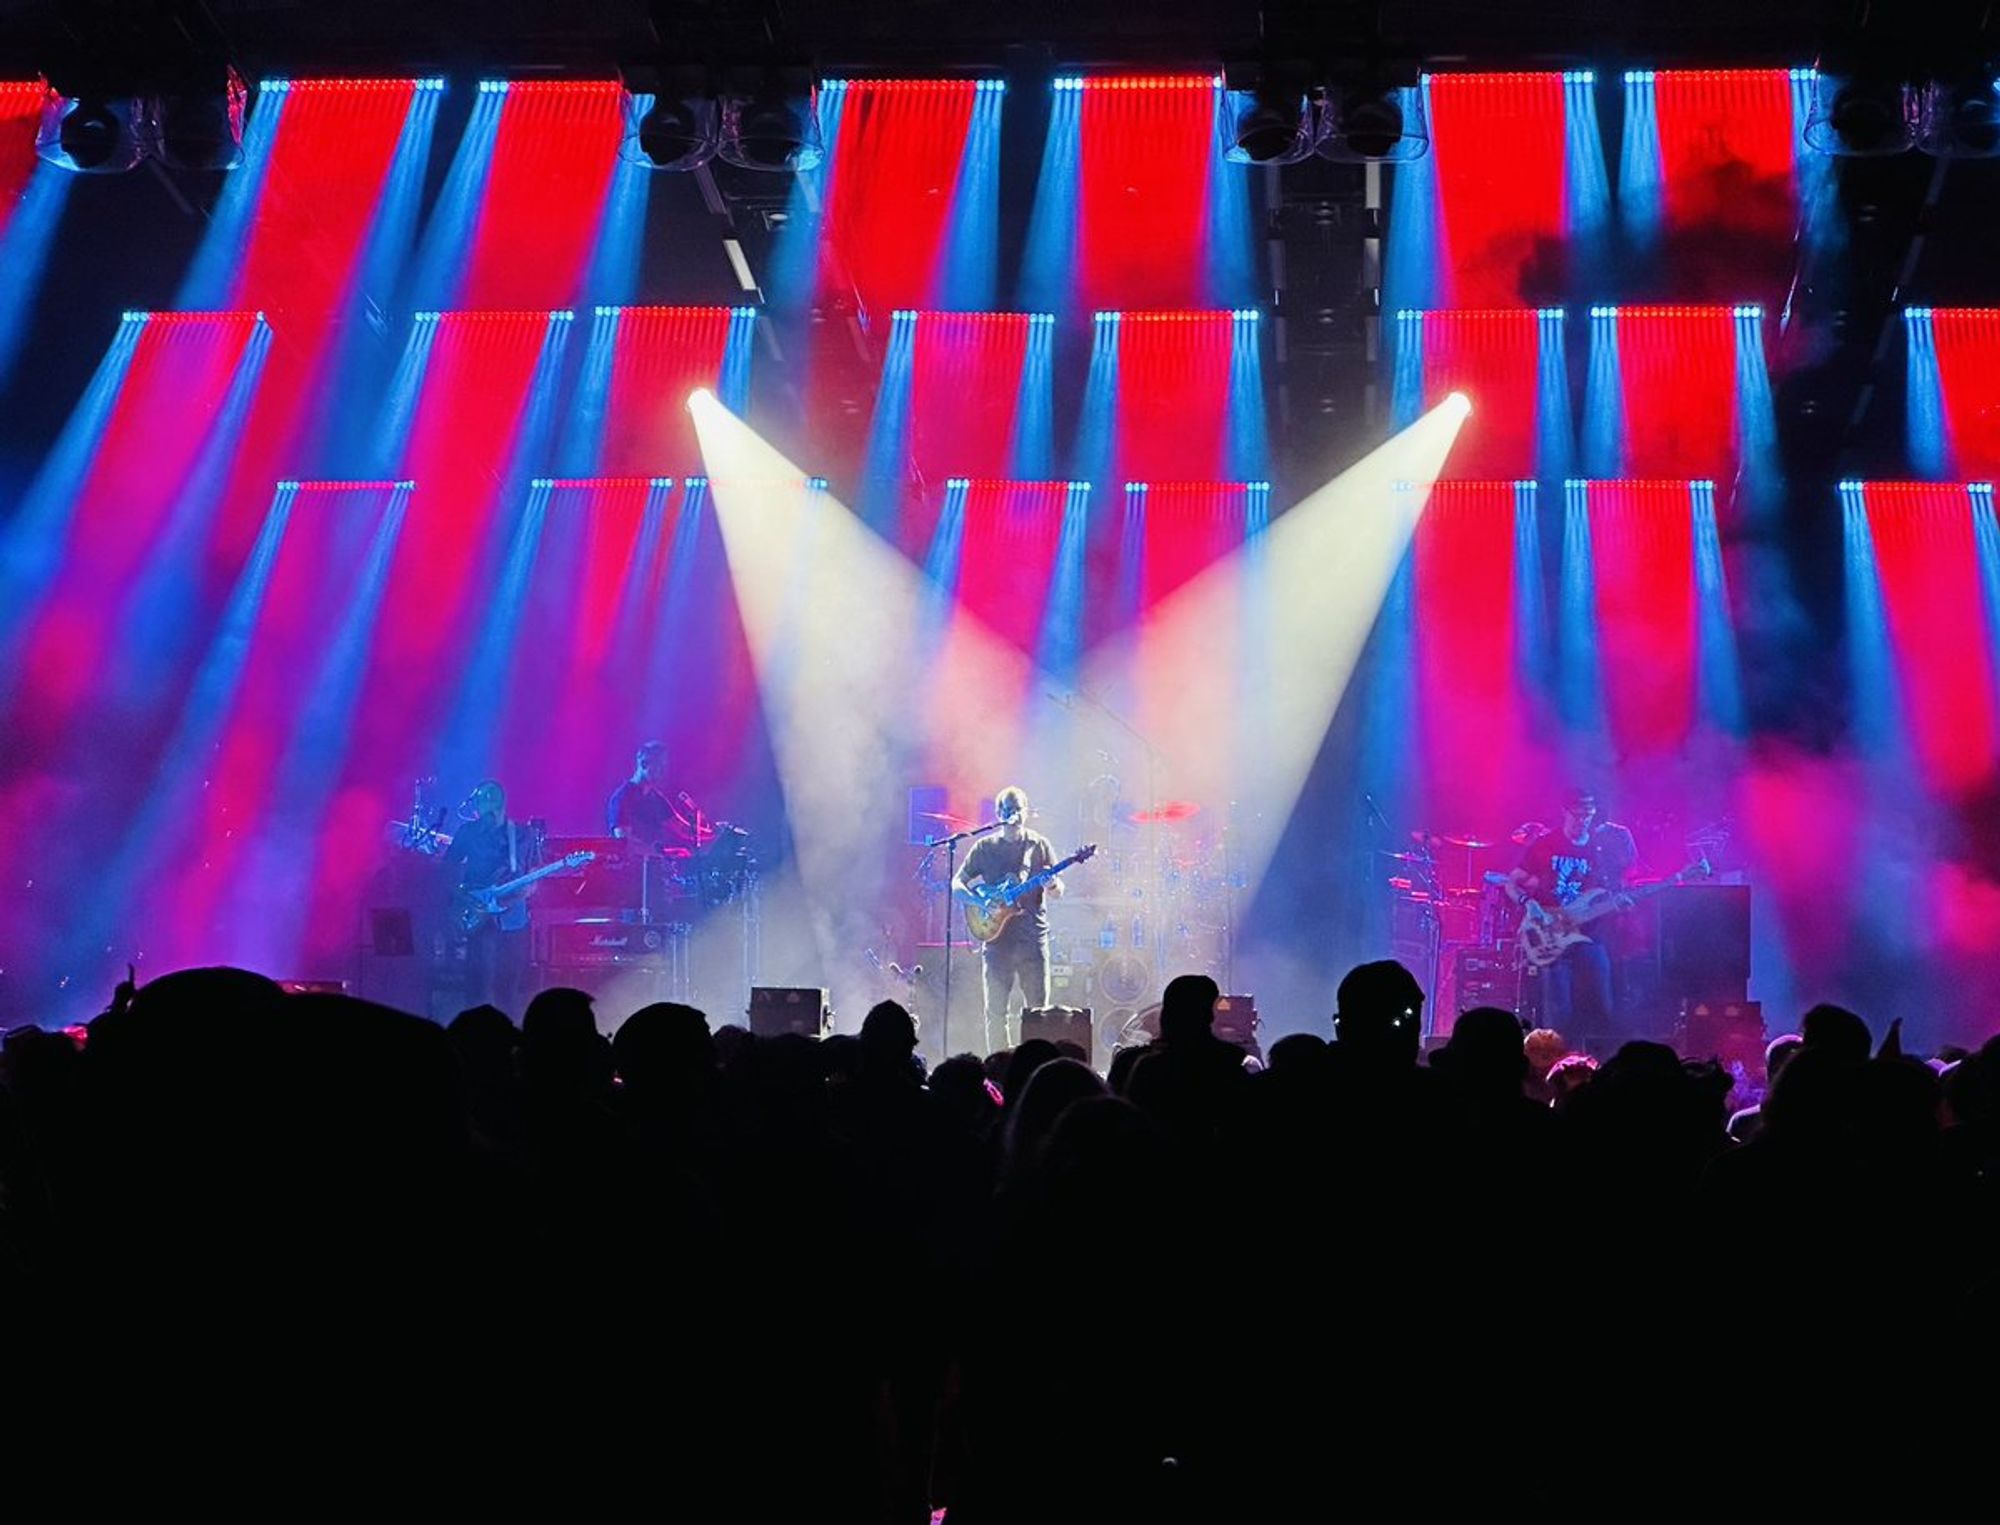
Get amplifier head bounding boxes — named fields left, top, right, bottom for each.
left=544, top=920, right=671, bottom=965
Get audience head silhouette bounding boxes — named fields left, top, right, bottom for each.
left=1159, top=973, right=1221, bottom=1044
left=1434, top=1005, right=1528, bottom=1094
left=1334, top=959, right=1425, bottom=1067
left=1801, top=1003, right=1871, bottom=1065
left=612, top=1002, right=716, bottom=1092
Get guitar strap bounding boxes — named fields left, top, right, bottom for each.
left=507, top=819, right=519, bottom=876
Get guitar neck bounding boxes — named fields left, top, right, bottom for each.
left=1041, top=851, right=1087, bottom=881
left=989, top=850, right=1092, bottom=907
left=493, top=855, right=587, bottom=896
left=1632, top=865, right=1703, bottom=900
left=1578, top=865, right=1701, bottom=914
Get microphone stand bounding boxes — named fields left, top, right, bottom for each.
left=926, top=819, right=1006, bottom=1056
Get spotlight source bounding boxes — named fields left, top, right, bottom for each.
left=1222, top=66, right=1315, bottom=165
left=630, top=92, right=720, bottom=170
left=623, top=67, right=721, bottom=170
left=36, top=91, right=148, bottom=173
left=1919, top=73, right=2000, bottom=157
left=152, top=67, right=248, bottom=171
left=1804, top=72, right=1917, bottom=156
left=1446, top=391, right=1473, bottom=419
left=1317, top=82, right=1428, bottom=163
left=719, top=68, right=823, bottom=172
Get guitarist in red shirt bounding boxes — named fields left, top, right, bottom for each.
left=954, top=786, right=1063, bottom=1055
left=1508, top=787, right=1637, bottom=1040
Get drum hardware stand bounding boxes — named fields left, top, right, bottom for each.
left=1049, top=685, right=1167, bottom=1001
left=667, top=921, right=692, bottom=1002
left=741, top=864, right=761, bottom=1010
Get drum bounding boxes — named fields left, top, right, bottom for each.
left=690, top=831, right=753, bottom=907
left=1163, top=917, right=1229, bottom=977
left=1436, top=888, right=1483, bottom=945
left=1095, top=951, right=1153, bottom=1007
left=1099, top=1000, right=1163, bottom=1065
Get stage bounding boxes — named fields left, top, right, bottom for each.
left=2, top=58, right=1999, bottom=1051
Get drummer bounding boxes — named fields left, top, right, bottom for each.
left=607, top=740, right=697, bottom=852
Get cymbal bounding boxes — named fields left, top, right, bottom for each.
left=1130, top=800, right=1201, bottom=824
left=1442, top=835, right=1493, bottom=849
left=919, top=809, right=977, bottom=828
left=1379, top=850, right=1434, bottom=865
left=1512, top=820, right=1550, bottom=846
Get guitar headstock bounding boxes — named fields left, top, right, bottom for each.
left=1685, top=821, right=1730, bottom=854
left=1072, top=843, right=1099, bottom=864
left=563, top=850, right=597, bottom=869
left=1682, top=854, right=1713, bottom=882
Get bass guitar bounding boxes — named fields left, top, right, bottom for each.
left=963, top=844, right=1097, bottom=944
left=1517, top=855, right=1712, bottom=969
left=458, top=850, right=596, bottom=932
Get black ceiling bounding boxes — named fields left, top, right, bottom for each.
left=0, top=1, right=1983, bottom=84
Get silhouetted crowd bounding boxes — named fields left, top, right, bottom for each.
left=4, top=962, right=1995, bottom=1517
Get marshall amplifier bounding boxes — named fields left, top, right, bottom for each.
left=543, top=920, right=675, bottom=966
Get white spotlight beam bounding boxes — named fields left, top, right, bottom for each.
left=1074, top=394, right=1472, bottom=899
left=688, top=390, right=1040, bottom=1014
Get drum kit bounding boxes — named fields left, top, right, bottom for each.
left=541, top=827, right=757, bottom=915
left=1060, top=795, right=1241, bottom=1056
left=1380, top=821, right=1548, bottom=1033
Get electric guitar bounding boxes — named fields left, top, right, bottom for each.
left=458, top=851, right=595, bottom=932
left=963, top=843, right=1097, bottom=944
left=1518, top=855, right=1712, bottom=969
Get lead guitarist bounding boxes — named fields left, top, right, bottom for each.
left=1507, top=786, right=1637, bottom=1038
left=445, top=778, right=539, bottom=1009
left=953, top=786, right=1063, bottom=1055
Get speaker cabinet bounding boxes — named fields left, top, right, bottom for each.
left=1021, top=1004, right=1094, bottom=1066
left=1659, top=885, right=1751, bottom=1001
left=749, top=986, right=830, bottom=1039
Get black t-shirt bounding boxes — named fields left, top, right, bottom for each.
left=448, top=816, right=525, bottom=890
left=963, top=830, right=1057, bottom=944
left=608, top=780, right=679, bottom=848
left=1517, top=823, right=1636, bottom=908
